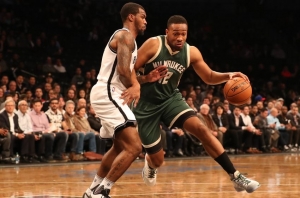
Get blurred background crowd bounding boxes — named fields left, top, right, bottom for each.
left=1, top=0, right=300, bottom=164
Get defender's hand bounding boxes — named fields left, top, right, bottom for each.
left=146, top=65, right=168, bottom=82
left=121, top=83, right=140, bottom=107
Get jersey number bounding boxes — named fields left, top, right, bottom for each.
left=158, top=71, right=173, bottom=84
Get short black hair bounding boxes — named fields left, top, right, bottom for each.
left=49, top=98, right=59, bottom=104
left=167, top=15, right=188, bottom=28
left=120, top=2, right=144, bottom=22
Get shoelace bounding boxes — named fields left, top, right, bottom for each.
left=234, top=174, right=251, bottom=187
left=147, top=168, right=157, bottom=178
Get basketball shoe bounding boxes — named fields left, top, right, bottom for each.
left=142, top=157, right=157, bottom=186
left=82, top=184, right=99, bottom=198
left=91, top=185, right=111, bottom=198
left=230, top=171, right=260, bottom=193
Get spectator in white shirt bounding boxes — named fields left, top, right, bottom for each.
left=241, top=105, right=262, bottom=154
left=54, top=58, right=66, bottom=73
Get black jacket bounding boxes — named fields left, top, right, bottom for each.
left=0, top=111, right=22, bottom=133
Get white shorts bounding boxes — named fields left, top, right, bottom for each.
left=90, top=82, right=136, bottom=139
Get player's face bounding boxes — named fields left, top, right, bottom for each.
left=134, top=8, right=147, bottom=35
left=166, top=23, right=187, bottom=51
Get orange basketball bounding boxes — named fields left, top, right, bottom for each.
left=223, top=77, right=252, bottom=106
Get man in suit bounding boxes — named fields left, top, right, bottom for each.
left=286, top=106, right=300, bottom=150
left=227, top=106, right=252, bottom=154
left=0, top=99, right=36, bottom=163
left=212, top=103, right=229, bottom=146
left=0, top=127, right=11, bottom=162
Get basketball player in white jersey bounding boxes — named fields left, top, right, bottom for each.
left=83, top=3, right=147, bottom=198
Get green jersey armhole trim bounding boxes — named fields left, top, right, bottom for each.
left=146, top=36, right=162, bottom=64
left=187, top=44, right=190, bottom=68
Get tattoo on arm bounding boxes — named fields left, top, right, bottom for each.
left=117, top=32, right=135, bottom=88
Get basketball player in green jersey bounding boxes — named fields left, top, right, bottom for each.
left=122, top=15, right=260, bottom=193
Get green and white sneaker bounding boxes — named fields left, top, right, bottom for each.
left=230, top=171, right=260, bottom=193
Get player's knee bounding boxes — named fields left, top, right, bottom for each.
left=127, top=142, right=142, bottom=156
left=149, top=154, right=164, bottom=168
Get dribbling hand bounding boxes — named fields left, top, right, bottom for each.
left=229, top=72, right=250, bottom=82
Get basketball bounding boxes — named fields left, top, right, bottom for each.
left=223, top=77, right=252, bottom=106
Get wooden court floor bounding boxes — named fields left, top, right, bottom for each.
left=1, top=153, right=300, bottom=198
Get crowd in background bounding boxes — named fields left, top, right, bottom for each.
left=1, top=0, right=300, bottom=163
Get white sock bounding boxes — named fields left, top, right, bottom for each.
left=100, top=177, right=115, bottom=190
left=88, top=174, right=103, bottom=190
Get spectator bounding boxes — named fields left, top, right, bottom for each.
left=8, top=80, right=17, bottom=93
left=15, top=75, right=27, bottom=94
left=53, top=83, right=63, bottom=98
left=42, top=57, right=56, bottom=74
left=27, top=76, right=37, bottom=94
left=249, top=105, right=259, bottom=122
left=44, top=98, right=70, bottom=161
left=61, top=100, right=84, bottom=161
left=34, top=87, right=44, bottom=103
left=0, top=126, right=11, bottom=163
left=286, top=106, right=300, bottom=150
left=16, top=100, right=39, bottom=162
left=73, top=106, right=97, bottom=154
left=186, top=96, right=197, bottom=112
left=227, top=106, right=249, bottom=154
left=42, top=89, right=58, bottom=112
left=266, top=108, right=284, bottom=152
left=240, top=105, right=263, bottom=154
left=0, top=75, right=9, bottom=90
left=65, top=88, right=76, bottom=102
left=87, top=105, right=107, bottom=155
left=0, top=99, right=36, bottom=162
left=198, top=104, right=223, bottom=144
left=212, top=103, right=229, bottom=146
left=277, top=105, right=291, bottom=151
left=0, top=87, right=4, bottom=104
left=54, top=58, right=66, bottom=73
left=71, top=67, right=84, bottom=88
left=29, top=99, right=56, bottom=162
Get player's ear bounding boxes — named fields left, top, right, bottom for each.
left=128, top=14, right=134, bottom=22
left=165, top=29, right=168, bottom=35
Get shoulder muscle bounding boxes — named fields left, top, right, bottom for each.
left=135, top=37, right=160, bottom=70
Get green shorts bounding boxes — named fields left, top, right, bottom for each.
left=133, top=92, right=196, bottom=154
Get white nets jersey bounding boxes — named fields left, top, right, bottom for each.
left=90, top=28, right=137, bottom=139
left=97, top=28, right=137, bottom=92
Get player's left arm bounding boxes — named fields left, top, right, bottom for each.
left=190, top=46, right=249, bottom=84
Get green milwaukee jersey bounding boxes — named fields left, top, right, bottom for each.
left=140, top=35, right=190, bottom=103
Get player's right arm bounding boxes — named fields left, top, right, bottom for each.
left=112, top=31, right=135, bottom=88
left=135, top=37, right=167, bottom=84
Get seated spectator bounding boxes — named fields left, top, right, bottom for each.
left=71, top=67, right=85, bottom=88
left=15, top=75, right=27, bottom=94
left=34, top=87, right=45, bottom=103
left=277, top=105, right=291, bottom=151
left=227, top=106, right=250, bottom=154
left=198, top=104, right=223, bottom=144
left=240, top=105, right=263, bottom=154
left=42, top=57, right=56, bottom=74
left=73, top=106, right=97, bottom=154
left=87, top=105, right=107, bottom=155
left=65, top=88, right=77, bottom=103
left=54, top=58, right=66, bottom=73
left=42, top=89, right=58, bottom=112
left=45, top=98, right=77, bottom=161
left=16, top=100, right=39, bottom=163
left=0, top=127, right=11, bottom=163
left=29, top=99, right=56, bottom=162
left=286, top=106, right=300, bottom=150
left=266, top=108, right=284, bottom=152
left=0, top=99, right=36, bottom=163
left=253, top=108, right=271, bottom=152
left=186, top=96, right=197, bottom=112
left=62, top=100, right=85, bottom=161
left=249, top=105, right=259, bottom=122
left=0, top=87, right=4, bottom=104
left=212, top=103, right=229, bottom=146
left=160, top=122, right=185, bottom=157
